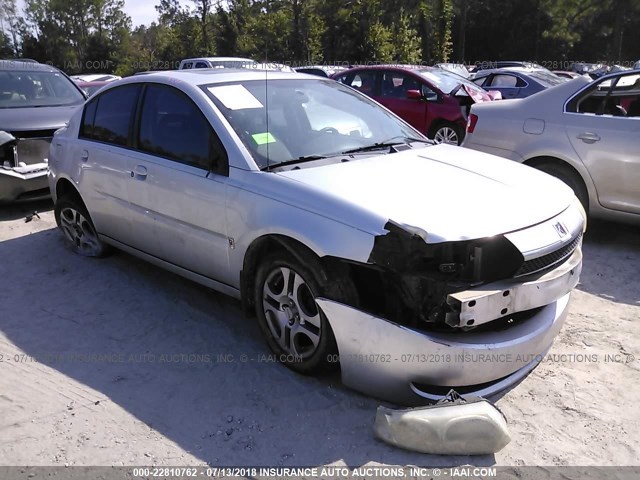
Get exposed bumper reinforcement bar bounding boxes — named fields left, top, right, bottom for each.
left=447, top=246, right=582, bottom=328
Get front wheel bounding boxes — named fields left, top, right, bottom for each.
left=54, top=196, right=109, bottom=257
left=254, top=251, right=354, bottom=374
left=432, top=123, right=462, bottom=145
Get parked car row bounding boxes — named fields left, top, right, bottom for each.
left=1, top=56, right=636, bottom=406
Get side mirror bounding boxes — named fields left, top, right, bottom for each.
left=406, top=89, right=422, bottom=100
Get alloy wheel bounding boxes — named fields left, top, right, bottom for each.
left=261, top=266, right=322, bottom=359
left=434, top=126, right=459, bottom=145
left=59, top=207, right=102, bottom=256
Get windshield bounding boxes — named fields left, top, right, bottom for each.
left=203, top=78, right=423, bottom=169
left=528, top=70, right=566, bottom=87
left=0, top=70, right=84, bottom=109
left=416, top=68, right=484, bottom=95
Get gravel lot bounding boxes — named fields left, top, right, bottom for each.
left=0, top=200, right=638, bottom=467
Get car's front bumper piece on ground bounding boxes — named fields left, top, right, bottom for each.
left=317, top=247, right=582, bottom=406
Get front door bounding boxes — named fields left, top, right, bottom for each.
left=125, top=83, right=232, bottom=283
left=376, top=71, right=428, bottom=133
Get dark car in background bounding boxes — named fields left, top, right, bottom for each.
left=0, top=60, right=85, bottom=202
left=332, top=65, right=494, bottom=145
left=471, top=67, right=566, bottom=99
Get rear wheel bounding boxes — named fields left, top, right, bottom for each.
left=432, top=123, right=462, bottom=145
left=54, top=196, right=109, bottom=257
left=535, top=161, right=589, bottom=213
left=254, top=250, right=356, bottom=374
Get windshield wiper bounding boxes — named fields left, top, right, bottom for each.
left=341, top=136, right=431, bottom=155
left=261, top=155, right=327, bottom=171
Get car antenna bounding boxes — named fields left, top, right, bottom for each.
left=264, top=0, right=270, bottom=171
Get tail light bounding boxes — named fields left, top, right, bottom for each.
left=467, top=114, right=478, bottom=134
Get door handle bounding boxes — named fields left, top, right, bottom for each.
left=80, top=150, right=89, bottom=162
left=576, top=132, right=600, bottom=143
left=131, top=165, right=148, bottom=180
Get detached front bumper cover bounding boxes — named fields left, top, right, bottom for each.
left=317, top=247, right=582, bottom=405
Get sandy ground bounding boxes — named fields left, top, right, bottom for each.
left=0, top=200, right=638, bottom=468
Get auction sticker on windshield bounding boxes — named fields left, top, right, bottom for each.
left=207, top=84, right=263, bottom=110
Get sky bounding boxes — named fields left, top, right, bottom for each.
left=14, top=0, right=163, bottom=28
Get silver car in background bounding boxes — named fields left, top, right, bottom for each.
left=49, top=70, right=585, bottom=405
left=0, top=60, right=85, bottom=202
left=463, top=69, right=640, bottom=223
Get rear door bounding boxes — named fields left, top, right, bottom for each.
left=75, top=84, right=141, bottom=244
left=125, top=83, right=232, bottom=282
left=376, top=71, right=428, bottom=133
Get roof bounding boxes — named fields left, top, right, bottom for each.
left=117, top=68, right=312, bottom=87
left=473, top=67, right=548, bottom=77
left=181, top=57, right=256, bottom=63
left=340, top=64, right=436, bottom=73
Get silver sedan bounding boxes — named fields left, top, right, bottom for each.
left=48, top=70, right=585, bottom=405
left=463, top=69, right=640, bottom=224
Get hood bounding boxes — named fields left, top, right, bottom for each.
left=0, top=104, right=83, bottom=133
left=276, top=144, right=575, bottom=243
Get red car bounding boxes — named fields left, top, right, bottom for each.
left=332, top=65, right=496, bottom=145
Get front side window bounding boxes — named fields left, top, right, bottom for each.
left=138, top=84, right=227, bottom=172
left=381, top=72, right=421, bottom=99
left=81, top=84, right=141, bottom=146
left=203, top=78, right=423, bottom=169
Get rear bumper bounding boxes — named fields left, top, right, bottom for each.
left=317, top=248, right=581, bottom=406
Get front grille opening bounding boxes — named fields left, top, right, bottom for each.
left=515, top=233, right=582, bottom=278
left=10, top=129, right=57, bottom=139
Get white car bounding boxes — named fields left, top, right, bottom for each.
left=178, top=57, right=258, bottom=70
left=48, top=70, right=585, bottom=405
left=463, top=69, right=640, bottom=223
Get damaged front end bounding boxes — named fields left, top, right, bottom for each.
left=319, top=201, right=585, bottom=405
left=0, top=130, right=51, bottom=202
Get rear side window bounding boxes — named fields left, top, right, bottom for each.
left=81, top=84, right=141, bottom=146
left=195, top=62, right=209, bottom=69
left=137, top=84, right=227, bottom=173
left=489, top=74, right=524, bottom=88
left=348, top=72, right=377, bottom=95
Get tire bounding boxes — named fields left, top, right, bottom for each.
left=431, top=123, right=462, bottom=145
left=54, top=195, right=110, bottom=257
left=535, top=161, right=589, bottom=213
left=253, top=250, right=356, bottom=375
